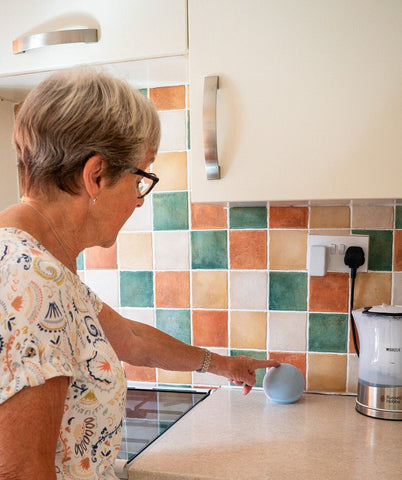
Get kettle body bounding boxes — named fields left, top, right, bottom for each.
left=353, top=305, right=402, bottom=420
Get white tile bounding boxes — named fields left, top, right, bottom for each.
left=154, top=231, right=190, bottom=270
left=229, top=271, right=267, bottom=310
left=158, top=110, right=187, bottom=152
left=121, top=199, right=152, bottom=231
left=119, top=307, right=155, bottom=327
left=393, top=273, right=402, bottom=306
left=85, top=270, right=119, bottom=309
left=268, top=312, right=307, bottom=351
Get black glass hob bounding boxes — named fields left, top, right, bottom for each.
left=117, top=387, right=211, bottom=463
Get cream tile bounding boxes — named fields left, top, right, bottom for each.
left=154, top=151, right=188, bottom=192
left=121, top=200, right=152, bottom=231
left=352, top=206, right=394, bottom=229
left=157, top=370, right=192, bottom=385
left=230, top=311, right=267, bottom=349
left=230, top=271, right=267, bottom=310
left=119, top=307, right=155, bottom=327
left=85, top=270, right=119, bottom=308
left=158, top=110, right=187, bottom=152
left=118, top=232, right=153, bottom=270
left=154, top=231, right=190, bottom=270
left=269, top=230, right=307, bottom=270
left=309, top=206, right=350, bottom=229
left=192, top=271, right=228, bottom=309
left=307, top=353, right=347, bottom=392
left=393, top=273, right=402, bottom=305
left=268, top=312, right=307, bottom=351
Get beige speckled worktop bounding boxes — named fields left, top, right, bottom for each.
left=128, top=388, right=401, bottom=480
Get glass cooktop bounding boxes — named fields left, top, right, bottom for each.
left=117, top=387, right=211, bottom=464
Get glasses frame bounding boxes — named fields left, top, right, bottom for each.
left=130, top=168, right=159, bottom=198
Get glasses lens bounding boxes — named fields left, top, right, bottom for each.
left=138, top=176, right=153, bottom=197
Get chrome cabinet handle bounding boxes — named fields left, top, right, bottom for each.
left=13, top=28, right=98, bottom=54
left=203, top=75, right=221, bottom=180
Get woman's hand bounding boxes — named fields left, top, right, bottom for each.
left=210, top=354, right=280, bottom=395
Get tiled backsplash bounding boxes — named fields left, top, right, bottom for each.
left=78, top=84, right=402, bottom=394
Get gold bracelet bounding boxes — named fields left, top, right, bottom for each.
left=196, top=349, right=212, bottom=373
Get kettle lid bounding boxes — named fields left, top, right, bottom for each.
left=363, top=304, right=402, bottom=316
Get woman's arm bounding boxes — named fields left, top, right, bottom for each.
left=98, top=304, right=279, bottom=394
left=0, top=376, right=69, bottom=480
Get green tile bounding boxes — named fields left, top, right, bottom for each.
left=308, top=313, right=348, bottom=353
left=191, top=231, right=228, bottom=269
left=352, top=230, right=393, bottom=271
left=139, top=88, right=148, bottom=97
left=230, top=349, right=267, bottom=388
left=120, top=271, right=154, bottom=307
left=153, top=192, right=189, bottom=231
left=76, top=251, right=84, bottom=270
left=156, top=309, right=191, bottom=344
left=269, top=272, right=307, bottom=311
left=229, top=207, right=267, bottom=229
left=396, top=206, right=402, bottom=229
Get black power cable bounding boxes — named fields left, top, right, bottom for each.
left=344, top=246, right=365, bottom=357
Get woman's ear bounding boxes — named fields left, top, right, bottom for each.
left=82, top=155, right=106, bottom=200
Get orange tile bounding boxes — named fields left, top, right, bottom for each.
left=123, top=362, right=156, bottom=382
left=307, top=353, right=347, bottom=392
left=309, top=273, right=349, bottom=312
left=191, top=203, right=227, bottom=229
left=192, top=310, right=228, bottom=347
left=85, top=243, right=117, bottom=269
left=229, top=230, right=267, bottom=269
left=394, top=230, right=402, bottom=271
left=149, top=86, right=186, bottom=110
left=268, top=352, right=306, bottom=378
left=269, top=207, right=308, bottom=228
left=155, top=271, right=190, bottom=308
left=310, top=206, right=350, bottom=229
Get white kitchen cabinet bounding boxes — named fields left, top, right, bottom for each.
left=0, top=100, right=19, bottom=209
left=0, top=0, right=187, bottom=77
left=189, top=0, right=402, bottom=203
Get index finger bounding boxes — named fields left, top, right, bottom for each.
left=250, top=359, right=280, bottom=370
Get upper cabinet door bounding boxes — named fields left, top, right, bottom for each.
left=0, top=0, right=187, bottom=76
left=189, top=0, right=402, bottom=203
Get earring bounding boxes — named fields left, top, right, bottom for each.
left=92, top=197, right=97, bottom=205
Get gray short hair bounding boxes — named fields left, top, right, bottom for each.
left=13, top=66, right=161, bottom=195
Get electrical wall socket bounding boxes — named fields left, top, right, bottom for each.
left=308, top=235, right=369, bottom=276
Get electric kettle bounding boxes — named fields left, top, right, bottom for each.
left=353, top=304, right=402, bottom=420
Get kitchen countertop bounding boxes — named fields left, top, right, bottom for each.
left=128, top=387, right=401, bottom=480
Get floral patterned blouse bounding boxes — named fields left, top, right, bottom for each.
left=0, top=228, right=126, bottom=479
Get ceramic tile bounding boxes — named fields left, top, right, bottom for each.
left=156, top=309, right=191, bottom=344
left=119, top=308, right=155, bottom=327
left=153, top=192, right=189, bottom=230
left=123, top=363, right=156, bottom=382
left=307, top=353, right=347, bottom=392
left=120, top=271, right=154, bottom=307
left=230, top=271, right=268, bottom=310
left=394, top=230, right=402, bottom=271
left=76, top=251, right=84, bottom=270
left=157, top=370, right=192, bottom=385
left=85, top=244, right=117, bottom=269
left=393, top=273, right=402, bottom=305
left=396, top=206, right=402, bottom=229
left=154, top=231, right=190, bottom=270
left=269, top=207, right=308, bottom=229
left=192, top=271, right=228, bottom=309
left=352, top=206, right=394, bottom=229
left=269, top=230, right=307, bottom=270
left=309, top=206, right=350, bottom=229
left=309, top=273, right=349, bottom=313
left=192, top=310, right=228, bottom=347
left=85, top=270, right=119, bottom=308
left=118, top=233, right=153, bottom=270
left=229, top=207, right=267, bottom=229
left=269, top=272, right=307, bottom=311
left=354, top=272, right=392, bottom=308
left=231, top=349, right=267, bottom=387
left=155, top=271, right=190, bottom=308
left=149, top=85, right=186, bottom=110
left=229, top=230, right=267, bottom=269
left=268, top=312, right=307, bottom=351
left=121, top=200, right=152, bottom=231
left=230, top=311, right=267, bottom=349
left=191, top=231, right=228, bottom=269
left=352, top=229, right=393, bottom=271
left=347, top=354, right=359, bottom=393
left=153, top=151, right=188, bottom=192
left=158, top=110, right=187, bottom=152
left=308, top=313, right=348, bottom=353
left=268, top=352, right=306, bottom=378
left=191, top=203, right=227, bottom=230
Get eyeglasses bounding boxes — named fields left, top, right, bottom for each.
left=130, top=168, right=159, bottom=198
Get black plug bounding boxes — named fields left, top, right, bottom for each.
left=344, top=246, right=365, bottom=279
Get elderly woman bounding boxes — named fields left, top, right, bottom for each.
left=0, top=68, right=279, bottom=480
